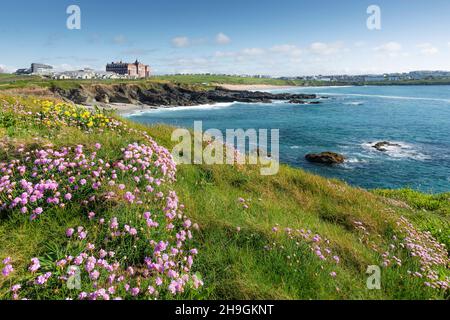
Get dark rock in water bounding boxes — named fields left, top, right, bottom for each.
left=372, top=141, right=401, bottom=152
left=305, top=152, right=345, bottom=165
left=289, top=99, right=307, bottom=104
left=289, top=99, right=321, bottom=104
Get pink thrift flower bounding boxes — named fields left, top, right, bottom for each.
left=28, top=258, right=40, bottom=272
left=66, top=228, right=75, bottom=237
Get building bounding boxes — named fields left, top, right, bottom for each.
left=364, top=74, right=387, bottom=82
left=52, top=69, right=124, bottom=80
left=31, top=63, right=53, bottom=75
left=15, top=68, right=32, bottom=75
left=106, top=60, right=151, bottom=78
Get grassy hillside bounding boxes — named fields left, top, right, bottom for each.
left=0, top=94, right=448, bottom=300
left=0, top=74, right=310, bottom=92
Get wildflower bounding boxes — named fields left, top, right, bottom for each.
left=89, top=270, right=100, bottom=280
left=2, top=264, right=13, bottom=277
left=148, top=286, right=155, bottom=295
left=66, top=228, right=75, bottom=237
left=78, top=231, right=87, bottom=240
left=11, top=284, right=21, bottom=292
left=28, top=258, right=40, bottom=273
left=35, top=272, right=51, bottom=285
left=131, top=287, right=140, bottom=296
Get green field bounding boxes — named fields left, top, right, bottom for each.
left=0, top=93, right=448, bottom=300
left=3, top=73, right=449, bottom=92
left=0, top=74, right=316, bottom=91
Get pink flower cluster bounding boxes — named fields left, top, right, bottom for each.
left=396, top=216, right=449, bottom=290
left=0, top=136, right=176, bottom=220
left=353, top=218, right=449, bottom=291
left=0, top=104, right=202, bottom=299
left=2, top=257, right=13, bottom=277
left=269, top=226, right=340, bottom=278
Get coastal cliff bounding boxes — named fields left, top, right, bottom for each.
left=0, top=93, right=449, bottom=300
left=51, top=83, right=318, bottom=107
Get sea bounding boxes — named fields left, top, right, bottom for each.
left=127, top=85, right=450, bottom=193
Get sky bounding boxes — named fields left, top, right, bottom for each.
left=1, top=0, right=450, bottom=76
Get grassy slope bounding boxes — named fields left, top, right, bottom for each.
left=0, top=94, right=449, bottom=300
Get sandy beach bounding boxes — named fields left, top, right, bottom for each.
left=219, top=84, right=298, bottom=91
left=85, top=102, right=158, bottom=116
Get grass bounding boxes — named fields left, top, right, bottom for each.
left=0, top=93, right=448, bottom=300
left=2, top=73, right=450, bottom=93
left=0, top=74, right=306, bottom=92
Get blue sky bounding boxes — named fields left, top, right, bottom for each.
left=1, top=0, right=450, bottom=75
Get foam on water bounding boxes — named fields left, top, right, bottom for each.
left=361, top=141, right=430, bottom=161
left=125, top=102, right=237, bottom=117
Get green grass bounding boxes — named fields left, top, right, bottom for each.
left=0, top=94, right=449, bottom=300
left=2, top=73, right=450, bottom=92
left=0, top=73, right=328, bottom=91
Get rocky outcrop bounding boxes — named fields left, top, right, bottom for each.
left=372, top=141, right=401, bottom=152
left=52, top=83, right=320, bottom=107
left=289, top=99, right=321, bottom=104
left=305, top=152, right=345, bottom=165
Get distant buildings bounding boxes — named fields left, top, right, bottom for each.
left=106, top=60, right=151, bottom=78
left=52, top=68, right=124, bottom=80
left=31, top=63, right=53, bottom=75
left=15, top=63, right=53, bottom=75
left=13, top=59, right=151, bottom=80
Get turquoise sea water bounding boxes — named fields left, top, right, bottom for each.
left=128, top=85, right=450, bottom=193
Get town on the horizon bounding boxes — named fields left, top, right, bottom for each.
left=8, top=60, right=450, bottom=83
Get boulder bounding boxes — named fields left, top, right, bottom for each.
left=305, top=152, right=345, bottom=165
left=372, top=141, right=401, bottom=152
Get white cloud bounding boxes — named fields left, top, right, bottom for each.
left=242, top=48, right=265, bottom=56
left=214, top=51, right=236, bottom=58
left=417, top=43, right=439, bottom=55
left=172, top=36, right=190, bottom=48
left=0, top=64, right=15, bottom=73
left=171, top=36, right=209, bottom=48
left=112, top=34, right=128, bottom=45
left=215, top=33, right=231, bottom=45
left=374, top=41, right=403, bottom=57
left=270, top=44, right=302, bottom=57
left=309, top=42, right=344, bottom=55
left=354, top=41, right=366, bottom=48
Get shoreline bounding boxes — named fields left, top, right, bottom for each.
left=88, top=101, right=240, bottom=117
left=82, top=85, right=313, bottom=116
left=218, top=84, right=298, bottom=91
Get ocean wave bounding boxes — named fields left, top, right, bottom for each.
left=290, top=146, right=300, bottom=149
left=344, top=101, right=364, bottom=106
left=126, top=102, right=237, bottom=116
left=361, top=141, right=430, bottom=161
